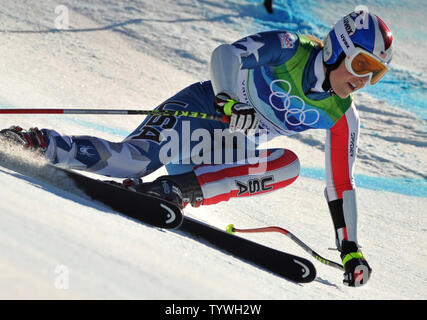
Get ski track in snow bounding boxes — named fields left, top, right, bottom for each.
left=0, top=0, right=425, bottom=299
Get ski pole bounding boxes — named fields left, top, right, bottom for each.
left=0, top=108, right=230, bottom=123
left=226, top=224, right=344, bottom=271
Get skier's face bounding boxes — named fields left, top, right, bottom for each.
left=329, top=59, right=370, bottom=98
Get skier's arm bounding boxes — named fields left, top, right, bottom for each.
left=324, top=103, right=360, bottom=249
left=210, top=31, right=299, bottom=98
left=324, top=104, right=372, bottom=286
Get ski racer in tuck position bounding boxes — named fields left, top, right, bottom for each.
left=1, top=10, right=393, bottom=287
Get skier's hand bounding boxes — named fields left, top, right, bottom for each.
left=214, top=92, right=259, bottom=135
left=341, top=240, right=372, bottom=287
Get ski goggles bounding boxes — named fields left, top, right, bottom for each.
left=344, top=47, right=389, bottom=85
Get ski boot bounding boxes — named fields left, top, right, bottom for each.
left=0, top=126, right=49, bottom=152
left=124, top=171, right=204, bottom=209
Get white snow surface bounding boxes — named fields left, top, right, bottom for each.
left=0, top=0, right=426, bottom=299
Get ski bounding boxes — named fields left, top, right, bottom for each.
left=57, top=167, right=316, bottom=282
left=0, top=148, right=182, bottom=229
left=52, top=165, right=184, bottom=229
left=0, top=147, right=315, bottom=283
left=179, top=217, right=317, bottom=283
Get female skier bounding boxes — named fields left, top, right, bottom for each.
left=1, top=10, right=393, bottom=287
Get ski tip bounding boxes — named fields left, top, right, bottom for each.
left=293, top=258, right=317, bottom=283
left=159, top=202, right=184, bottom=229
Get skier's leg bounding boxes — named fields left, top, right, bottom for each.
left=194, top=148, right=300, bottom=205
left=142, top=148, right=300, bottom=208
left=0, top=122, right=164, bottom=178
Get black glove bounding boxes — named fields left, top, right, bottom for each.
left=214, top=92, right=259, bottom=135
left=0, top=126, right=48, bottom=152
left=341, top=240, right=372, bottom=287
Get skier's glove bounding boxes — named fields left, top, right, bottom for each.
left=214, top=92, right=259, bottom=135
left=341, top=240, right=372, bottom=287
left=0, top=126, right=48, bottom=152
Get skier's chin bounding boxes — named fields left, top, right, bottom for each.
left=335, top=91, right=351, bottom=99
left=331, top=85, right=352, bottom=99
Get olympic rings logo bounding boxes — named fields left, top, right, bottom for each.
left=269, top=79, right=320, bottom=126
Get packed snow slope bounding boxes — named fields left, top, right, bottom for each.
left=0, top=0, right=425, bottom=299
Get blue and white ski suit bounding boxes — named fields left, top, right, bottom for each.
left=42, top=31, right=361, bottom=247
